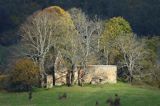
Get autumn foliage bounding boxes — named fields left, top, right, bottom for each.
left=36, top=6, right=74, bottom=29
left=10, top=59, right=39, bottom=86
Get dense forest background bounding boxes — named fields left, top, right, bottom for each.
left=0, top=0, right=160, bottom=46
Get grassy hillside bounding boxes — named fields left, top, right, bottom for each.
left=0, top=83, right=160, bottom=106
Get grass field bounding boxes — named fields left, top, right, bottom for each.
left=0, top=83, right=160, bottom=106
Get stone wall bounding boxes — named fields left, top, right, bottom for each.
left=54, top=65, right=117, bottom=85
left=55, top=71, right=67, bottom=86
left=83, top=65, right=117, bottom=84
left=46, top=75, right=53, bottom=88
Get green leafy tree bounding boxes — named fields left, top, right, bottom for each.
left=101, top=17, right=132, bottom=41
left=100, top=17, right=132, bottom=64
left=139, top=36, right=160, bottom=86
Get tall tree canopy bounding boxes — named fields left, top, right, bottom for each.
left=100, top=17, right=132, bottom=64
left=101, top=17, right=132, bottom=43
left=20, top=6, right=75, bottom=87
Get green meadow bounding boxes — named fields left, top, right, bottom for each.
left=0, top=83, right=160, bottom=106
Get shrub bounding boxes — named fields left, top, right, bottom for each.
left=9, top=58, right=39, bottom=91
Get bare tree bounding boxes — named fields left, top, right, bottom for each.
left=115, top=34, right=145, bottom=83
left=20, top=10, right=67, bottom=87
left=69, top=8, right=102, bottom=67
left=69, top=8, right=102, bottom=86
left=57, top=29, right=78, bottom=86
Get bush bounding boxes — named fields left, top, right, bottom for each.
left=8, top=58, right=39, bottom=91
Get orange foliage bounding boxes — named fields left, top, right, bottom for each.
left=10, top=58, right=39, bottom=85
left=43, top=6, right=69, bottom=17
left=39, top=6, right=73, bottom=27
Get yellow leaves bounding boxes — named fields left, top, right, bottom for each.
left=39, top=6, right=75, bottom=36
left=11, top=58, right=39, bottom=85
left=44, top=6, right=70, bottom=17
left=41, top=6, right=72, bottom=24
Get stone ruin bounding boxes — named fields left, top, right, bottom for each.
left=46, top=65, right=117, bottom=87
left=46, top=75, right=53, bottom=88
left=83, top=65, right=117, bottom=84
left=46, top=52, right=117, bottom=87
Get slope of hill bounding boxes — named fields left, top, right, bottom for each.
left=0, top=83, right=160, bottom=106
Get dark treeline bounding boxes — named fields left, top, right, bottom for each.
left=0, top=0, right=160, bottom=46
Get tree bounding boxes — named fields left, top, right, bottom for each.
left=115, top=33, right=145, bottom=83
left=151, top=64, right=160, bottom=88
left=100, top=17, right=132, bottom=64
left=20, top=6, right=74, bottom=87
left=139, top=36, right=160, bottom=86
left=69, top=8, right=102, bottom=86
left=69, top=8, right=102, bottom=67
left=101, top=17, right=132, bottom=40
left=10, top=58, right=39, bottom=88
left=144, top=36, right=160, bottom=64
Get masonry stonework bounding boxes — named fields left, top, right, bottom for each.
left=48, top=65, right=117, bottom=86
left=83, top=65, right=117, bottom=84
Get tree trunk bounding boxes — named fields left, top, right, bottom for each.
left=128, top=75, right=133, bottom=84
left=39, top=57, right=46, bottom=88
left=71, top=71, right=74, bottom=86
left=128, top=68, right=133, bottom=84
left=66, top=70, right=71, bottom=87
left=78, top=68, right=84, bottom=86
left=71, top=64, right=75, bottom=86
left=28, top=84, right=32, bottom=101
left=40, top=73, right=46, bottom=88
left=78, top=69, right=81, bottom=86
left=50, top=66, right=55, bottom=86
left=52, top=69, right=55, bottom=86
